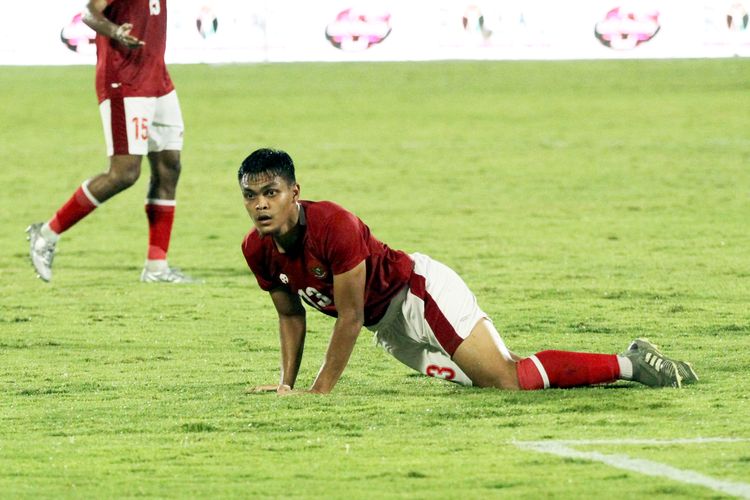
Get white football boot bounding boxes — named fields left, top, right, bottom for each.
left=140, top=265, right=202, bottom=284
left=26, top=223, right=56, bottom=282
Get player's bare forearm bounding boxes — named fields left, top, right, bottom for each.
left=309, top=314, right=363, bottom=394
left=270, top=288, right=307, bottom=389
left=83, top=0, right=145, bottom=48
left=279, top=314, right=306, bottom=388
left=308, top=260, right=367, bottom=394
left=82, top=0, right=121, bottom=38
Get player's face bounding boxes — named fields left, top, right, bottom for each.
left=240, top=173, right=300, bottom=236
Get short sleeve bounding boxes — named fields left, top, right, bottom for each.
left=241, top=232, right=275, bottom=291
left=323, top=210, right=370, bottom=275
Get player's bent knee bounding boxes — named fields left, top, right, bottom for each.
left=112, top=166, right=141, bottom=189
left=108, top=155, right=142, bottom=188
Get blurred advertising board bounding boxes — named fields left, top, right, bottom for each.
left=2, top=0, right=750, bottom=65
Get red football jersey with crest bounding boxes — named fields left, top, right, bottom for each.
left=242, top=200, right=414, bottom=326
left=95, top=0, right=174, bottom=102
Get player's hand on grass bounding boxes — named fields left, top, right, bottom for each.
left=276, top=385, right=323, bottom=396
left=246, top=384, right=320, bottom=395
left=246, top=384, right=280, bottom=393
left=114, top=23, right=145, bottom=49
left=276, top=384, right=299, bottom=396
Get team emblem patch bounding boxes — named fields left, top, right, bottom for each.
left=311, top=266, right=327, bottom=279
left=279, top=273, right=289, bottom=284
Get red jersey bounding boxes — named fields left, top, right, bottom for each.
left=242, top=200, right=414, bottom=326
left=95, top=0, right=174, bottom=103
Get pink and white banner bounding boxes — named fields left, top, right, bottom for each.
left=2, top=0, right=750, bottom=65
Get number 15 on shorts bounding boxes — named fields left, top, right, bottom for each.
left=132, top=117, right=149, bottom=141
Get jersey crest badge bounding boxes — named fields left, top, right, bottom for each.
left=311, top=266, right=327, bottom=279
left=279, top=273, right=289, bottom=284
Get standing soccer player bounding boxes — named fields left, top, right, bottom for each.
left=26, top=0, right=198, bottom=283
left=238, top=148, right=698, bottom=394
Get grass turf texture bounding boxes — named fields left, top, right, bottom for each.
left=1, top=59, right=749, bottom=497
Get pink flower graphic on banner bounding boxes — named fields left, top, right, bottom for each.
left=727, top=3, right=749, bottom=31
left=196, top=6, right=219, bottom=39
left=60, top=12, right=96, bottom=54
left=462, top=5, right=493, bottom=40
left=594, top=7, right=660, bottom=50
left=325, top=8, right=392, bottom=51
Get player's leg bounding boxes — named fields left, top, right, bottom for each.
left=27, top=96, right=148, bottom=281
left=454, top=318, right=696, bottom=390
left=147, top=149, right=181, bottom=199
left=452, top=318, right=625, bottom=389
left=404, top=253, right=692, bottom=390
left=143, top=149, right=180, bottom=269
left=139, top=91, right=197, bottom=283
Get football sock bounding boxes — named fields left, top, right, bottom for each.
left=39, top=223, right=60, bottom=243
left=145, top=199, right=176, bottom=261
left=516, top=350, right=620, bottom=390
left=48, top=180, right=100, bottom=234
left=144, top=259, right=169, bottom=272
left=617, top=355, right=633, bottom=380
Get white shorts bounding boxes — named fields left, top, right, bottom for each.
left=98, top=90, right=184, bottom=157
left=368, top=253, right=511, bottom=386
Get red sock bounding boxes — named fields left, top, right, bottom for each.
left=145, top=200, right=175, bottom=260
left=48, top=184, right=99, bottom=234
left=516, top=350, right=620, bottom=390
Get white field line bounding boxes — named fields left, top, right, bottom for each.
left=514, top=438, right=750, bottom=499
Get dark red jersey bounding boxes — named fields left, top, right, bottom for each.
left=95, top=0, right=174, bottom=102
left=242, top=200, right=414, bottom=326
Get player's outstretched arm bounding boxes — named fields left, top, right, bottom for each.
left=308, top=260, right=366, bottom=394
left=82, top=0, right=145, bottom=49
left=270, top=288, right=307, bottom=391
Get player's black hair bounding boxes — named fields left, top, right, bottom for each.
left=238, top=148, right=296, bottom=185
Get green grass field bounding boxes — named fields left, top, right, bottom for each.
left=1, top=59, right=749, bottom=498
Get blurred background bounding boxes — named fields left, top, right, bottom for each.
left=2, top=0, right=750, bottom=65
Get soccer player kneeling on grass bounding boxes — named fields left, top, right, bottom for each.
left=239, top=148, right=698, bottom=394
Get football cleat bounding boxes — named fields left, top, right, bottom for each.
left=622, top=338, right=694, bottom=388
left=674, top=359, right=699, bottom=385
left=140, top=266, right=202, bottom=284
left=26, top=223, right=56, bottom=282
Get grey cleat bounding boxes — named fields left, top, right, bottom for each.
left=140, top=266, right=202, bottom=284
left=622, top=338, right=695, bottom=388
left=26, top=223, right=56, bottom=282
